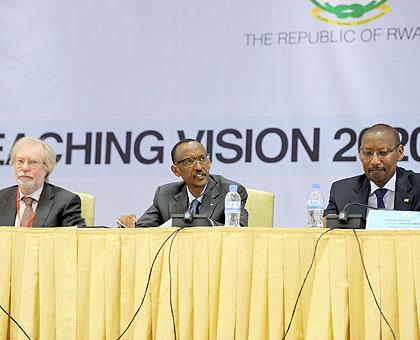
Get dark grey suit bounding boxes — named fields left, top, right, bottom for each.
left=136, top=174, right=248, bottom=227
left=324, top=167, right=420, bottom=218
left=0, top=183, right=86, bottom=227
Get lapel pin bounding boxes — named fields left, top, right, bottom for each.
left=403, top=198, right=410, bottom=203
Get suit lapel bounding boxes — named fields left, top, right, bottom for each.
left=394, top=168, right=413, bottom=211
left=169, top=177, right=220, bottom=218
left=0, top=187, right=18, bottom=226
left=199, top=177, right=219, bottom=218
left=354, top=177, right=370, bottom=218
left=170, top=187, right=189, bottom=216
left=33, top=184, right=54, bottom=227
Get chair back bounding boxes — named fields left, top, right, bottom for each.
left=245, top=189, right=275, bottom=227
left=75, top=192, right=96, bottom=226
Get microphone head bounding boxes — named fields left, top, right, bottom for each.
left=338, top=211, right=348, bottom=223
left=184, top=209, right=193, bottom=223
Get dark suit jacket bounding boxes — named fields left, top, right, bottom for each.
left=0, top=183, right=86, bottom=227
left=136, top=174, right=248, bottom=227
left=324, top=167, right=420, bottom=218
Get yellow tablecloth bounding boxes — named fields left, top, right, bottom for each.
left=0, top=227, right=419, bottom=340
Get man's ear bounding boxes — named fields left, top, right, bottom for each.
left=171, top=164, right=181, bottom=177
left=397, top=144, right=405, bottom=161
left=357, top=150, right=363, bottom=162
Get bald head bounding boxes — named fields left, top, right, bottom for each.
left=361, top=124, right=400, bottom=146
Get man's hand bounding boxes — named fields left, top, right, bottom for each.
left=116, top=214, right=137, bottom=228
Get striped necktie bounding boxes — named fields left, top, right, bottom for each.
left=190, top=199, right=201, bottom=214
left=21, top=197, right=34, bottom=227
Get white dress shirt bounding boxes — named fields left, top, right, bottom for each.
left=15, top=185, right=44, bottom=227
left=159, top=185, right=207, bottom=227
left=367, top=172, right=396, bottom=216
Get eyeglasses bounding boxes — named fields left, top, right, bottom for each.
left=14, top=159, right=44, bottom=169
left=359, top=144, right=400, bottom=161
left=175, top=154, right=210, bottom=168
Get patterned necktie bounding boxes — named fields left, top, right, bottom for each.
left=21, top=197, right=34, bottom=227
left=190, top=199, right=201, bottom=215
left=374, top=188, right=388, bottom=209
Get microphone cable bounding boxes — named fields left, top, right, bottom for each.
left=168, top=227, right=180, bottom=340
left=326, top=200, right=397, bottom=339
left=116, top=227, right=182, bottom=340
left=0, top=305, right=31, bottom=340
left=342, top=201, right=377, bottom=212
left=352, top=228, right=397, bottom=340
left=282, top=227, right=334, bottom=339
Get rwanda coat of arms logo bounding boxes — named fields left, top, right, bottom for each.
left=310, top=0, right=390, bottom=25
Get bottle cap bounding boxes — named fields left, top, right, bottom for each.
left=229, top=184, right=238, bottom=192
left=312, top=183, right=320, bottom=190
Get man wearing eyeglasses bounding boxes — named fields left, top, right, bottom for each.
left=120, top=139, right=248, bottom=227
left=324, top=123, right=420, bottom=219
left=0, top=137, right=85, bottom=227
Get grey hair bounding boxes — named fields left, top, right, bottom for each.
left=10, top=137, right=56, bottom=180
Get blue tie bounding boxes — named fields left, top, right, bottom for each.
left=375, top=188, right=388, bottom=209
left=190, top=199, right=201, bottom=214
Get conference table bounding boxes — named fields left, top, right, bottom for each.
left=0, top=226, right=419, bottom=340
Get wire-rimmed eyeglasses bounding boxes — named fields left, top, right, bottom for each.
left=175, top=154, right=210, bottom=168
left=14, top=159, right=44, bottom=169
left=359, top=144, right=400, bottom=161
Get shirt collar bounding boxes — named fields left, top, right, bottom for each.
left=186, top=184, right=207, bottom=204
left=369, top=171, right=396, bottom=195
left=19, top=184, right=44, bottom=202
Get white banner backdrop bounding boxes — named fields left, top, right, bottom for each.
left=0, top=0, right=419, bottom=227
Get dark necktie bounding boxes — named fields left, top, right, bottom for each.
left=374, top=188, right=388, bottom=209
left=21, top=197, right=34, bottom=227
left=190, top=199, right=201, bottom=214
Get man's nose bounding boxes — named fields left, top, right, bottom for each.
left=194, top=160, right=203, bottom=170
left=370, top=153, right=382, bottom=165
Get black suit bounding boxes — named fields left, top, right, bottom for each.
left=0, top=183, right=86, bottom=227
left=136, top=174, right=248, bottom=227
left=324, top=167, right=420, bottom=218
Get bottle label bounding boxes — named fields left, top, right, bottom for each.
left=307, top=197, right=324, bottom=209
left=225, top=201, right=241, bottom=210
left=308, top=204, right=324, bottom=209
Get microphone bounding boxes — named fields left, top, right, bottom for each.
left=183, top=208, right=193, bottom=224
left=171, top=209, right=212, bottom=227
left=170, top=200, right=213, bottom=227
left=338, top=202, right=378, bottom=223
left=326, top=202, right=378, bottom=229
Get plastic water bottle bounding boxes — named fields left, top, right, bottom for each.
left=225, top=184, right=241, bottom=227
left=307, top=183, right=324, bottom=228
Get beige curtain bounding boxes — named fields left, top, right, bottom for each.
left=0, top=227, right=419, bottom=339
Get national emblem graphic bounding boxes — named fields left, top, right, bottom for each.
left=309, top=0, right=390, bottom=25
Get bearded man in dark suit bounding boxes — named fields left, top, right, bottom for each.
left=0, top=137, right=85, bottom=227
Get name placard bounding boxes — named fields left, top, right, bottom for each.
left=366, top=210, right=420, bottom=230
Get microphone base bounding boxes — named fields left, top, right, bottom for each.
left=171, top=214, right=212, bottom=227
left=326, top=214, right=366, bottom=229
